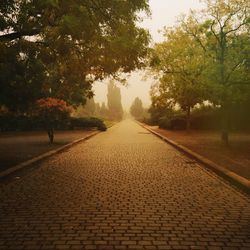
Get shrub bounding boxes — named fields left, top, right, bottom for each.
left=69, top=117, right=107, bottom=131
left=0, top=115, right=43, bottom=131
left=158, top=114, right=186, bottom=130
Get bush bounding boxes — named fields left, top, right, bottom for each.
left=159, top=115, right=186, bottom=130
left=69, top=117, right=107, bottom=131
left=191, top=109, right=221, bottom=130
left=0, top=114, right=107, bottom=132
left=0, top=115, right=43, bottom=131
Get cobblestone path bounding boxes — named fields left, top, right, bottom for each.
left=0, top=120, right=249, bottom=250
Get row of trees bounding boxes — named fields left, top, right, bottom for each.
left=149, top=0, right=250, bottom=144
left=0, top=0, right=150, bottom=113
left=73, top=82, right=123, bottom=121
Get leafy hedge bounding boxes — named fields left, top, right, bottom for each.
left=69, top=117, right=107, bottom=131
left=147, top=106, right=250, bottom=131
left=158, top=115, right=186, bottom=130
left=0, top=115, right=107, bottom=132
left=0, top=115, right=43, bottom=131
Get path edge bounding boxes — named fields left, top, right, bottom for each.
left=0, top=131, right=100, bottom=179
left=138, top=122, right=250, bottom=194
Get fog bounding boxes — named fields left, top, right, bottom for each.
left=93, top=0, right=204, bottom=111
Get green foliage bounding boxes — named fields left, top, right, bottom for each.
left=149, top=26, right=209, bottom=129
left=149, top=0, right=250, bottom=139
left=0, top=114, right=107, bottom=132
left=0, top=0, right=150, bottom=112
left=0, top=41, right=45, bottom=112
left=0, top=115, right=43, bottom=132
left=130, top=97, right=144, bottom=119
left=69, top=117, right=107, bottom=131
left=159, top=116, right=187, bottom=130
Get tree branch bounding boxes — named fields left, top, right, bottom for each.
left=225, top=60, right=245, bottom=84
left=0, top=29, right=41, bottom=41
left=225, top=20, right=248, bottom=35
left=210, top=20, right=220, bottom=43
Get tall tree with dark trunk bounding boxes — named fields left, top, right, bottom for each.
left=181, top=0, right=250, bottom=143
left=149, top=27, right=208, bottom=130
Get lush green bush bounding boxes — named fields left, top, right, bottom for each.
left=191, top=107, right=221, bottom=130
left=159, top=115, right=186, bottom=130
left=0, top=115, right=43, bottom=131
left=147, top=102, right=250, bottom=131
left=69, top=117, right=107, bottom=131
left=0, top=115, right=107, bottom=132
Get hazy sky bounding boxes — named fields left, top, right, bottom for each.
left=93, top=0, right=203, bottom=110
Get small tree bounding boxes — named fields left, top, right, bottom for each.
left=150, top=27, right=208, bottom=130
left=36, top=98, right=71, bottom=143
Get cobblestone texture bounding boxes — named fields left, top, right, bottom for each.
left=0, top=120, right=249, bottom=249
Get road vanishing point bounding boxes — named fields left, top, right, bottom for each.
left=0, top=120, right=249, bottom=249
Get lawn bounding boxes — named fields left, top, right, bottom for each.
left=0, top=129, right=96, bottom=172
left=147, top=125, right=250, bottom=180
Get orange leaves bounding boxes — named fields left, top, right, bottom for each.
left=36, top=98, right=72, bottom=114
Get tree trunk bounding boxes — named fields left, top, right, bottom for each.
left=47, top=128, right=54, bottom=144
left=221, top=130, right=229, bottom=145
left=221, top=106, right=230, bottom=145
left=186, top=106, right=191, bottom=131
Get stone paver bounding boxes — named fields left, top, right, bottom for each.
left=0, top=120, right=249, bottom=250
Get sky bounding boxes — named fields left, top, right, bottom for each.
left=93, top=0, right=204, bottom=111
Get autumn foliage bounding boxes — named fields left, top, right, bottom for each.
left=36, top=98, right=71, bottom=143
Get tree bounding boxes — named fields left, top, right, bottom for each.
left=107, top=81, right=123, bottom=121
left=99, top=102, right=109, bottom=119
left=36, top=98, right=71, bottom=143
left=181, top=0, right=250, bottom=142
left=130, top=97, right=144, bottom=119
left=84, top=98, right=96, bottom=116
left=150, top=27, right=208, bottom=130
left=95, top=103, right=101, bottom=116
left=0, top=40, right=45, bottom=113
left=148, top=82, right=176, bottom=124
left=0, top=0, right=150, bottom=112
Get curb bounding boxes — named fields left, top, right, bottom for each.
left=139, top=122, right=250, bottom=194
left=0, top=131, right=100, bottom=179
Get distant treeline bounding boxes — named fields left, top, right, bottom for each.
left=73, top=81, right=123, bottom=121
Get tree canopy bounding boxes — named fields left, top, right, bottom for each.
left=149, top=0, right=250, bottom=140
left=0, top=0, right=150, bottom=112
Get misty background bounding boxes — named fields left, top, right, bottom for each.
left=93, top=0, right=204, bottom=111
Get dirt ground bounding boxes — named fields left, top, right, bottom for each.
left=147, top=126, right=250, bottom=180
left=0, top=129, right=96, bottom=172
